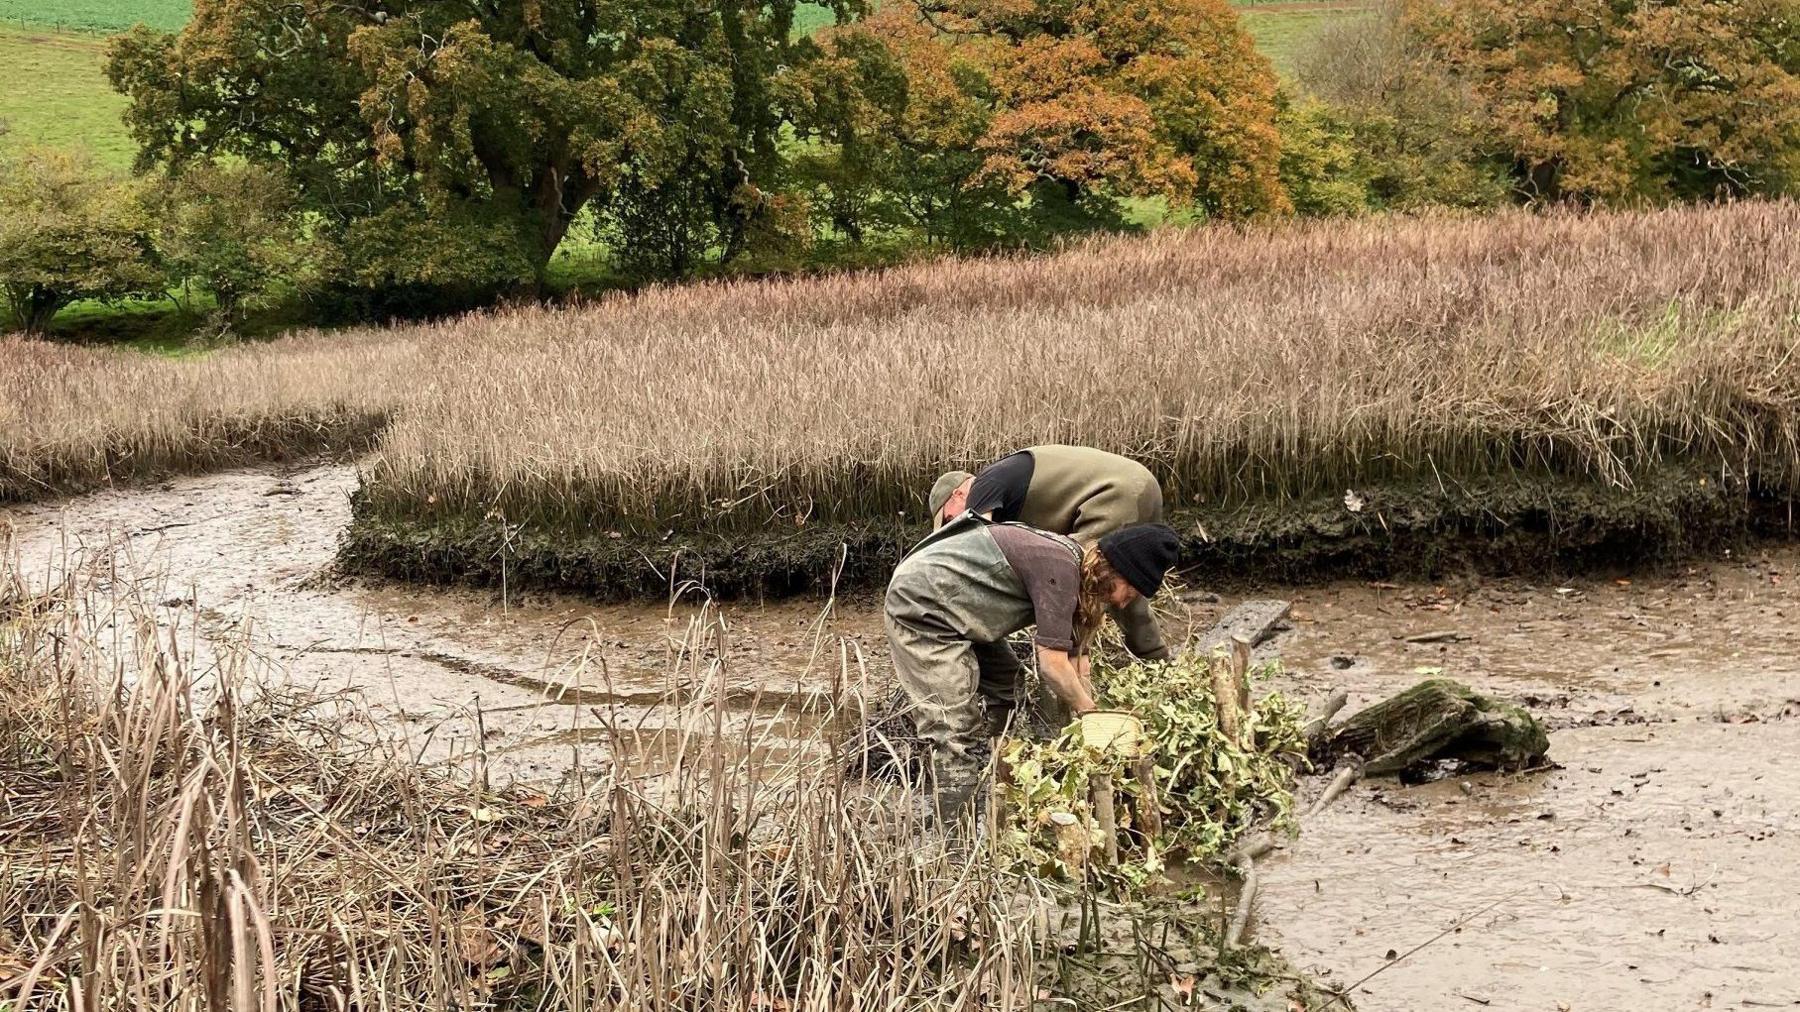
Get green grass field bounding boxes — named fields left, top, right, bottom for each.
left=1239, top=5, right=1373, bottom=78
left=0, top=0, right=187, bottom=32
left=0, top=26, right=134, bottom=167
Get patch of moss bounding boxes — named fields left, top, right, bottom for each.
left=338, top=494, right=919, bottom=600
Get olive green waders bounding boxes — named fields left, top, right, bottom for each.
left=884, top=513, right=1081, bottom=827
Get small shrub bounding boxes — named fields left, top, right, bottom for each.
left=148, top=162, right=327, bottom=331
left=0, top=147, right=161, bottom=334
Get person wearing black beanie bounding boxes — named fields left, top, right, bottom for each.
left=923, top=446, right=1172, bottom=661
left=1098, top=524, right=1182, bottom=599
left=885, top=515, right=1184, bottom=829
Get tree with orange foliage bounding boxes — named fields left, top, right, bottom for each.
left=782, top=8, right=1032, bottom=248
left=785, top=0, right=1288, bottom=247
left=924, top=0, right=1291, bottom=217
left=1407, top=0, right=1800, bottom=203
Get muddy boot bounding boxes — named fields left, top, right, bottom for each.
left=932, top=776, right=983, bottom=829
left=927, top=771, right=996, bottom=856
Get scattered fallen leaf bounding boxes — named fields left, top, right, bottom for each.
left=457, top=918, right=502, bottom=967
left=471, top=807, right=501, bottom=823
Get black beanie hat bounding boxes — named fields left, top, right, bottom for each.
left=1098, top=524, right=1181, bottom=598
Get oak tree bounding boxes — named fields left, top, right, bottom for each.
left=107, top=0, right=859, bottom=289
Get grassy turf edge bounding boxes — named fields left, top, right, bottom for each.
left=336, top=465, right=1781, bottom=600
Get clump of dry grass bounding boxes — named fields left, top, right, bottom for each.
left=0, top=545, right=1099, bottom=1011
left=360, top=201, right=1800, bottom=534
left=0, top=330, right=418, bottom=501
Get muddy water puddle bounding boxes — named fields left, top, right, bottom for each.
left=6, top=463, right=1799, bottom=1010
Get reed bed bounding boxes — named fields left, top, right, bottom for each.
left=361, top=201, right=1800, bottom=534
left=6, top=202, right=1797, bottom=532
left=0, top=330, right=418, bottom=501
left=0, top=540, right=1070, bottom=1010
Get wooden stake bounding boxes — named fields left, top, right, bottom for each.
left=1090, top=774, right=1119, bottom=867
left=1231, top=636, right=1253, bottom=728
left=1130, top=756, right=1162, bottom=842
left=1210, top=646, right=1243, bottom=744
left=1303, top=688, right=1349, bottom=747
left=1307, top=763, right=1361, bottom=819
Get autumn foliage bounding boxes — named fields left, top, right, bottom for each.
left=1405, top=0, right=1800, bottom=203
left=790, top=0, right=1287, bottom=242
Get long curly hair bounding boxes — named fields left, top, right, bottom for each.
left=1073, top=545, right=1119, bottom=651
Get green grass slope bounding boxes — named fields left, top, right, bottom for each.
left=0, top=0, right=188, bottom=32
left=0, top=27, right=134, bottom=167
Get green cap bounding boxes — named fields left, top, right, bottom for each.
left=928, top=470, right=974, bottom=528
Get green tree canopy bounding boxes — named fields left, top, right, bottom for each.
left=149, top=163, right=325, bottom=327
left=107, top=0, right=862, bottom=289
left=0, top=147, right=161, bottom=334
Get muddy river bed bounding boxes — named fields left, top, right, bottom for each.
left=5, top=464, right=1797, bottom=1012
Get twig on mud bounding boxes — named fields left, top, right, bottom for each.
left=1307, top=763, right=1361, bottom=819
left=1224, top=855, right=1258, bottom=949
left=1324, top=889, right=1526, bottom=1008
left=1629, top=865, right=1717, bottom=898
left=1399, top=630, right=1469, bottom=645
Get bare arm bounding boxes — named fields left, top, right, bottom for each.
left=1037, top=646, right=1097, bottom=716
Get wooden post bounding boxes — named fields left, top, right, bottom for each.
left=1210, top=649, right=1241, bottom=744
left=1130, top=756, right=1162, bottom=842
left=1212, top=637, right=1253, bottom=747
left=1090, top=774, right=1120, bottom=867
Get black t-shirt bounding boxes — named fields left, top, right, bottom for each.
left=965, top=450, right=1036, bottom=523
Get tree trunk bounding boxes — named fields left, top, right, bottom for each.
left=1324, top=678, right=1549, bottom=776
left=529, top=166, right=603, bottom=287
left=18, top=287, right=69, bottom=335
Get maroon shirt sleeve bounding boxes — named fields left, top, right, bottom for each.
left=988, top=525, right=1083, bottom=652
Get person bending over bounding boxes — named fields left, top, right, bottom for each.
left=927, top=445, right=1171, bottom=660
left=885, top=516, right=1181, bottom=824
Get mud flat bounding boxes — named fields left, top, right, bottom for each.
left=1257, top=562, right=1800, bottom=1011
left=2, top=464, right=887, bottom=782
left=6, top=462, right=1799, bottom=1010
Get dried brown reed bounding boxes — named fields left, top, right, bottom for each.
left=0, top=542, right=1063, bottom=1011
left=0, top=330, right=417, bottom=501
left=6, top=203, right=1796, bottom=528
left=360, top=201, right=1800, bottom=533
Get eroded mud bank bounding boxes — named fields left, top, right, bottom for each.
left=339, top=466, right=1785, bottom=599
